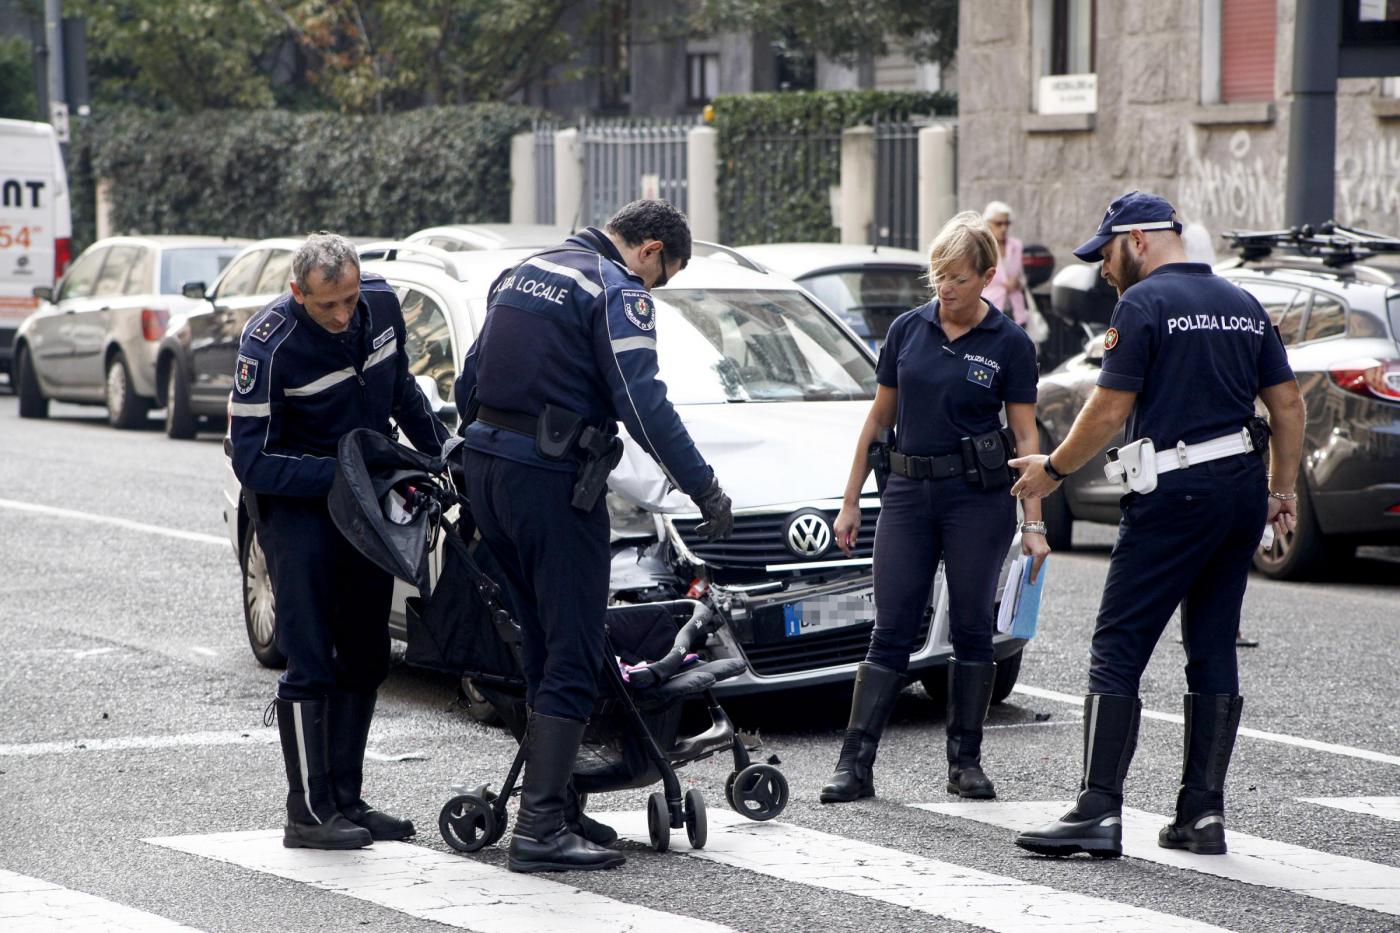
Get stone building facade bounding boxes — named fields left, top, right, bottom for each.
left=958, top=0, right=1400, bottom=264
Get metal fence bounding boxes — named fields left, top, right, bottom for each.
left=533, top=121, right=557, bottom=226
left=576, top=117, right=696, bottom=229
left=873, top=119, right=923, bottom=250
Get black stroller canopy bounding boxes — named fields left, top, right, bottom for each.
left=329, top=428, right=445, bottom=600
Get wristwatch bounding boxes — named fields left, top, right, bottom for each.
left=1043, top=456, right=1068, bottom=482
left=1019, top=521, right=1047, bottom=535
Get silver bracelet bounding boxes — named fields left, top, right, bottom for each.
left=1269, top=491, right=1297, bottom=501
left=1019, top=521, right=1047, bottom=535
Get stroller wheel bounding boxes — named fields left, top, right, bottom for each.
left=724, top=770, right=739, bottom=809
left=730, top=764, right=788, bottom=822
left=439, top=793, right=497, bottom=853
left=647, top=792, right=671, bottom=853
left=684, top=788, right=707, bottom=849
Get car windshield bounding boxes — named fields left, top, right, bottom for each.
left=654, top=288, right=878, bottom=403
left=798, top=266, right=929, bottom=340
left=160, top=247, right=239, bottom=295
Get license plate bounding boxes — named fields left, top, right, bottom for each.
left=783, top=587, right=876, bottom=637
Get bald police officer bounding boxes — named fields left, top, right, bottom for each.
left=454, top=200, right=732, bottom=873
left=1009, top=192, right=1305, bottom=859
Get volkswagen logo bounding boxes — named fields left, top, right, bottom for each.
left=784, top=510, right=833, bottom=559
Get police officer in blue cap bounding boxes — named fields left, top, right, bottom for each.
left=231, top=232, right=451, bottom=850
left=1009, top=192, right=1304, bottom=859
left=453, top=199, right=733, bottom=873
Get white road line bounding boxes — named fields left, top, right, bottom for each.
left=0, top=729, right=278, bottom=758
left=1302, top=796, right=1400, bottom=823
left=0, top=868, right=204, bottom=932
left=0, top=497, right=229, bottom=547
left=145, top=830, right=733, bottom=933
left=599, top=809, right=1229, bottom=932
left=1013, top=684, right=1400, bottom=768
left=190, top=646, right=217, bottom=657
left=918, top=800, right=1400, bottom=918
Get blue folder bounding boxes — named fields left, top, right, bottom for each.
left=1011, top=558, right=1046, bottom=641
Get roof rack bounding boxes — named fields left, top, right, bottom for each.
left=1222, top=222, right=1400, bottom=268
left=357, top=241, right=470, bottom=279
left=691, top=240, right=768, bottom=274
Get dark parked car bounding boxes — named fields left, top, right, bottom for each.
left=1036, top=228, right=1400, bottom=580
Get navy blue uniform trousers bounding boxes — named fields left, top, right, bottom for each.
left=464, top=450, right=611, bottom=723
left=867, top=473, right=1017, bottom=670
left=1089, top=454, right=1267, bottom=697
left=253, top=494, right=395, bottom=701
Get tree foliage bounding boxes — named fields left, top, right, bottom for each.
left=0, top=33, right=38, bottom=120
left=698, top=0, right=958, bottom=67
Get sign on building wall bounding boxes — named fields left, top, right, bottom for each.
left=1037, top=74, right=1097, bottom=115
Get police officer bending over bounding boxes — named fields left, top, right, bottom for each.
left=231, top=233, right=450, bottom=850
left=1011, top=192, right=1304, bottom=859
left=821, top=211, right=1048, bottom=806
left=453, top=199, right=733, bottom=873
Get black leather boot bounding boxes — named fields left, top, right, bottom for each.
left=327, top=690, right=415, bottom=841
left=820, top=663, right=903, bottom=803
left=509, top=713, right=626, bottom=873
left=1159, top=694, right=1243, bottom=855
left=565, top=784, right=617, bottom=846
left=946, top=659, right=997, bottom=799
left=1016, top=694, right=1141, bottom=858
left=275, top=698, right=373, bottom=850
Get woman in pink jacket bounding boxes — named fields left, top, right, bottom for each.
left=981, top=201, right=1026, bottom=326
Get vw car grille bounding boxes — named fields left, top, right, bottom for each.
left=672, top=508, right=878, bottom=570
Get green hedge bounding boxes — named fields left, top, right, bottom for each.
left=711, top=90, right=956, bottom=246
left=67, top=104, right=539, bottom=250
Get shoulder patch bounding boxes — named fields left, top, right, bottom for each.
left=249, top=310, right=286, bottom=343
left=235, top=355, right=259, bottom=395
left=1103, top=327, right=1119, bottom=351
left=372, top=327, right=394, bottom=350
left=621, top=289, right=656, bottom=332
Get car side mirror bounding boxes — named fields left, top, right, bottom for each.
left=182, top=281, right=207, bottom=300
left=415, top=374, right=458, bottom=425
left=32, top=285, right=53, bottom=302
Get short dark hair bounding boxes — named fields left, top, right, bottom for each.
left=604, top=199, right=692, bottom=263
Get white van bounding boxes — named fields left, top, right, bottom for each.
left=0, top=119, right=73, bottom=382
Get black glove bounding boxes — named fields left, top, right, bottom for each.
left=692, top=475, right=734, bottom=541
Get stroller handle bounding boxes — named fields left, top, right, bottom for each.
left=625, top=600, right=717, bottom=689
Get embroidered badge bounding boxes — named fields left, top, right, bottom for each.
left=966, top=362, right=994, bottom=389
left=372, top=327, right=394, bottom=350
left=621, top=289, right=656, bottom=332
left=249, top=310, right=285, bottom=343
left=235, top=355, right=259, bottom=395
left=1104, top=327, right=1119, bottom=351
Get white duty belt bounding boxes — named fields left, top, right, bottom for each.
left=1104, top=426, right=1258, bottom=494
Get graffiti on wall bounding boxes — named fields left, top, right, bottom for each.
left=1337, top=137, right=1400, bottom=228
left=1178, top=130, right=1284, bottom=230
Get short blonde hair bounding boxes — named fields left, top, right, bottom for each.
left=928, top=211, right=999, bottom=283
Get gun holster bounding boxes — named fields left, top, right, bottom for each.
left=570, top=425, right=624, bottom=512
left=868, top=427, right=895, bottom=497
left=1104, top=438, right=1158, bottom=493
left=536, top=404, right=585, bottom=460
left=1246, top=415, right=1272, bottom=453
left=961, top=426, right=1016, bottom=490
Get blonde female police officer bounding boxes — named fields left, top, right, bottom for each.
left=1011, top=192, right=1304, bottom=859
left=820, top=212, right=1050, bottom=805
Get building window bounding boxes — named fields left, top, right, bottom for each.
left=1202, top=0, right=1277, bottom=104
left=600, top=0, right=630, bottom=112
left=687, top=53, right=719, bottom=106
left=1031, top=0, right=1096, bottom=113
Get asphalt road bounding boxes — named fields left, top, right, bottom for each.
left=2, top=400, right=1398, bottom=933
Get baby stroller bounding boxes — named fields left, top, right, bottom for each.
left=327, top=429, right=790, bottom=855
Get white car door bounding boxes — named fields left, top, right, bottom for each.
left=38, top=245, right=107, bottom=388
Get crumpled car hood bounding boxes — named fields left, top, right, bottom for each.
left=609, top=400, right=879, bottom=513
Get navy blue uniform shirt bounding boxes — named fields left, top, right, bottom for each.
left=1097, top=263, right=1294, bottom=447
left=229, top=272, right=450, bottom=498
left=876, top=300, right=1038, bottom=456
left=454, top=227, right=712, bottom=496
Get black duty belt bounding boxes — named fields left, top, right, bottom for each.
left=477, top=405, right=538, bottom=436
left=889, top=450, right=965, bottom=480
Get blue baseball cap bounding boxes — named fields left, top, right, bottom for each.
left=1073, top=191, right=1183, bottom=262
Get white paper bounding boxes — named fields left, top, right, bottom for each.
left=995, top=555, right=1027, bottom=634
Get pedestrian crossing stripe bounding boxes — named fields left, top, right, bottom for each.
left=598, top=808, right=1229, bottom=932
left=1301, top=796, right=1400, bottom=823
left=144, top=830, right=733, bottom=933
left=0, top=868, right=205, bottom=932
left=916, top=801, right=1400, bottom=918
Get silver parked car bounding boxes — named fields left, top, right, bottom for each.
left=14, top=235, right=246, bottom=426
left=222, top=242, right=1029, bottom=713
left=405, top=223, right=574, bottom=253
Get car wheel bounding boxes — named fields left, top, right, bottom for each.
left=164, top=358, right=197, bottom=439
left=1251, top=481, right=1349, bottom=580
left=990, top=649, right=1024, bottom=705
left=242, top=521, right=286, bottom=669
left=458, top=677, right=503, bottom=726
left=15, top=346, right=49, bottom=419
left=918, top=667, right=948, bottom=716
left=105, top=353, right=150, bottom=429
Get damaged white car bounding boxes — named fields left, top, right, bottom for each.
left=222, top=241, right=1028, bottom=712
